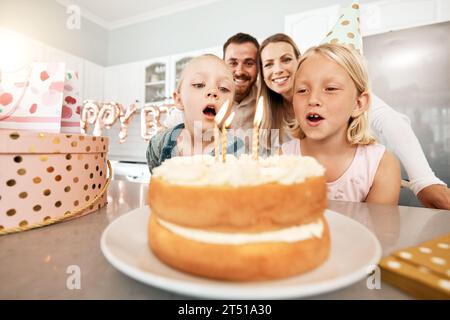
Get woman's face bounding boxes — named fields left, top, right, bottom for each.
left=261, top=42, right=299, bottom=99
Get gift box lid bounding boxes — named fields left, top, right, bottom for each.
left=0, top=129, right=108, bottom=154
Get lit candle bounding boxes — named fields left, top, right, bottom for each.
left=222, top=111, right=235, bottom=162
left=252, top=96, right=264, bottom=160
left=214, top=100, right=230, bottom=161
left=214, top=124, right=220, bottom=161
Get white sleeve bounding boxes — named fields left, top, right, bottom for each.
left=369, top=94, right=446, bottom=195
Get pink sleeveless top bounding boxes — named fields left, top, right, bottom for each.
left=282, top=139, right=386, bottom=202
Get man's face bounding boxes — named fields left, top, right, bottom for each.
left=224, top=42, right=258, bottom=103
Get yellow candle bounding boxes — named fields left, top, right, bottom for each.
left=214, top=100, right=230, bottom=161
left=252, top=125, right=258, bottom=160
left=252, top=97, right=264, bottom=160
left=221, top=112, right=235, bottom=162
left=222, top=126, right=227, bottom=162
left=214, top=124, right=220, bottom=161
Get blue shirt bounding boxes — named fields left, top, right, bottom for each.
left=146, top=123, right=244, bottom=172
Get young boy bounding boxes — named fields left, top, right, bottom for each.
left=146, top=54, right=242, bottom=172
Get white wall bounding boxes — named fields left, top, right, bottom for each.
left=107, top=0, right=382, bottom=66
left=1, top=0, right=446, bottom=67
left=0, top=0, right=108, bottom=66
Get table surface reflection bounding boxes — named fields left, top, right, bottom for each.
left=0, top=180, right=449, bottom=299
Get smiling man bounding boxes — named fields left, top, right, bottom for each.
left=223, top=33, right=260, bottom=129
left=166, top=33, right=260, bottom=130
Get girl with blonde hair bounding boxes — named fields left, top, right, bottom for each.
left=283, top=43, right=401, bottom=204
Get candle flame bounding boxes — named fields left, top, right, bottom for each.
left=254, top=96, right=264, bottom=126
left=214, top=100, right=230, bottom=125
left=224, top=111, right=235, bottom=128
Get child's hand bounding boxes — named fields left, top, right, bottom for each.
left=417, top=184, right=450, bottom=210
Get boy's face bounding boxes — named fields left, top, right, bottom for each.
left=175, top=57, right=235, bottom=133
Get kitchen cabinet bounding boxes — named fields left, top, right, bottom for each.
left=83, top=60, right=104, bottom=101
left=104, top=61, right=142, bottom=107
left=143, top=57, right=170, bottom=105
left=103, top=46, right=222, bottom=107
left=168, top=46, right=222, bottom=99
left=140, top=46, right=222, bottom=106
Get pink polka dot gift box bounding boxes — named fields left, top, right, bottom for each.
left=0, top=129, right=110, bottom=235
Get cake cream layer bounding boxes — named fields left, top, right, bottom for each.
left=156, top=217, right=324, bottom=245
left=152, top=154, right=325, bottom=186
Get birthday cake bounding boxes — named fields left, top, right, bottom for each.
left=148, top=154, right=330, bottom=281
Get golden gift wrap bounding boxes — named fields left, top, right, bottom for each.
left=0, top=129, right=110, bottom=235
left=380, top=233, right=450, bottom=299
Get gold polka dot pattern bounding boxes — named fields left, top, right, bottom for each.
left=321, top=1, right=362, bottom=53
left=1, top=130, right=109, bottom=234
left=379, top=233, right=450, bottom=299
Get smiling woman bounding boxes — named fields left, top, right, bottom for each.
left=258, top=33, right=301, bottom=148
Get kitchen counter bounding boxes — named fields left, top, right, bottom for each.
left=1, top=180, right=449, bottom=299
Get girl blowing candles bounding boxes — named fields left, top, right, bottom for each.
left=283, top=43, right=401, bottom=204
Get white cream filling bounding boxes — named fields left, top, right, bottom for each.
left=157, top=217, right=324, bottom=245
left=153, top=154, right=325, bottom=186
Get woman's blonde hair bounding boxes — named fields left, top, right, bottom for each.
left=258, top=34, right=301, bottom=149
left=290, top=43, right=375, bottom=145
